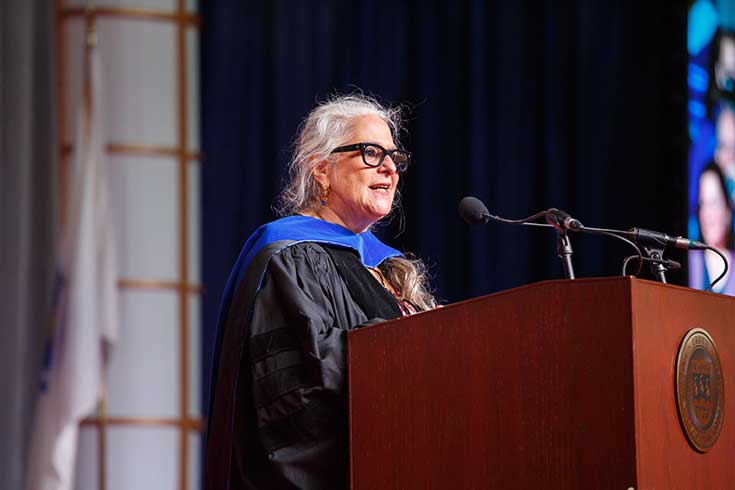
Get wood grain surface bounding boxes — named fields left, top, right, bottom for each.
left=631, top=280, right=734, bottom=489
left=348, top=277, right=734, bottom=490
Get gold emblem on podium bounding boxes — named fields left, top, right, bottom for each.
left=675, top=328, right=724, bottom=452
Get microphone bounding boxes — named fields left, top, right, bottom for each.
left=458, top=196, right=579, bottom=279
left=545, top=208, right=583, bottom=231
left=458, top=196, right=490, bottom=225
left=627, top=227, right=708, bottom=251
left=458, top=197, right=581, bottom=231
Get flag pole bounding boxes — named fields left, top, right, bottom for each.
left=84, top=3, right=96, bottom=132
left=96, top=384, right=107, bottom=490
left=84, top=8, right=107, bottom=490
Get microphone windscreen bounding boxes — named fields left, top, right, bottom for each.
left=458, top=196, right=490, bottom=225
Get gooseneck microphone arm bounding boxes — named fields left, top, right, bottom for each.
left=457, top=196, right=645, bottom=279
left=458, top=195, right=729, bottom=289
left=458, top=197, right=579, bottom=279
left=578, top=225, right=644, bottom=277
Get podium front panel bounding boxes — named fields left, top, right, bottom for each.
left=630, top=280, right=735, bottom=488
left=348, top=278, right=640, bottom=490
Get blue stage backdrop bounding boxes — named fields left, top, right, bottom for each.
left=687, top=0, right=735, bottom=294
left=200, top=1, right=688, bottom=418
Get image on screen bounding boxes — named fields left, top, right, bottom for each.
left=688, top=0, right=735, bottom=294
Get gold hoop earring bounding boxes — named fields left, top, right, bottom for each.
left=320, top=185, right=330, bottom=207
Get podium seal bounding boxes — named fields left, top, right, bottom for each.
left=675, top=328, right=724, bottom=452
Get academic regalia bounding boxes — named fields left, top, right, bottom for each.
left=205, top=216, right=407, bottom=490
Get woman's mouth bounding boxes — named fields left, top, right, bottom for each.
left=369, top=183, right=391, bottom=193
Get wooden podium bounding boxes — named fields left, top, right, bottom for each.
left=347, top=277, right=734, bottom=489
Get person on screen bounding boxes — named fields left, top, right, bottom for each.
left=204, top=94, right=437, bottom=490
left=707, top=29, right=735, bottom=112
left=715, top=103, right=735, bottom=196
left=714, top=30, right=735, bottom=98
left=690, top=162, right=735, bottom=294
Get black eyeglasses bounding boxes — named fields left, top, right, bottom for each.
left=331, top=142, right=411, bottom=172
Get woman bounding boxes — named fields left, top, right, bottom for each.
left=689, top=162, right=735, bottom=294
left=205, top=95, right=436, bottom=490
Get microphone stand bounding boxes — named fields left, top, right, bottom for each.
left=556, top=230, right=576, bottom=279
left=641, top=245, right=668, bottom=283
left=472, top=205, right=579, bottom=280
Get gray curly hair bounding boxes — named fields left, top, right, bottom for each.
left=277, top=93, right=436, bottom=311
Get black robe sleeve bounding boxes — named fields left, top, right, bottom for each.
left=230, top=242, right=401, bottom=490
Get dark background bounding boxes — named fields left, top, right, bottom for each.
left=200, top=0, right=689, bottom=412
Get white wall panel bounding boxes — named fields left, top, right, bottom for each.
left=108, top=289, right=179, bottom=418
left=104, top=19, right=177, bottom=145
left=107, top=427, right=178, bottom=490
left=187, top=161, right=201, bottom=283
left=187, top=27, right=200, bottom=152
left=66, top=0, right=177, bottom=10
left=110, top=155, right=179, bottom=280
left=64, top=18, right=177, bottom=146
left=188, top=292, right=201, bottom=417
left=75, top=427, right=99, bottom=490
left=188, top=432, right=201, bottom=490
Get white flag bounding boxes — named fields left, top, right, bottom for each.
left=26, top=29, right=118, bottom=490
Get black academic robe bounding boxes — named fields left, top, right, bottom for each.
left=206, top=242, right=404, bottom=490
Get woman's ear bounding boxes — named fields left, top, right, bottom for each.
left=311, top=158, right=330, bottom=188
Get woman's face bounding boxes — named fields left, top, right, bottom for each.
left=318, top=115, right=400, bottom=233
left=699, top=170, right=732, bottom=248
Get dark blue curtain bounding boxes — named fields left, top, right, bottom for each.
left=200, top=1, right=687, bottom=414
